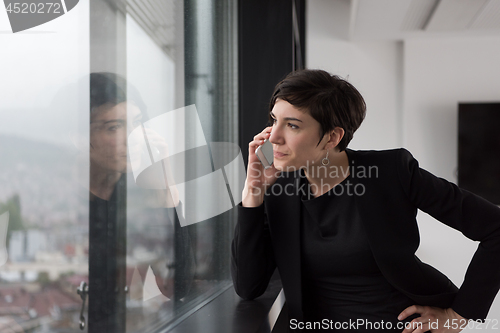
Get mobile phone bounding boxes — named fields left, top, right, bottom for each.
left=255, top=139, right=273, bottom=169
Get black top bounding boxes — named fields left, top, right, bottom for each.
left=232, top=149, right=500, bottom=322
left=88, top=175, right=127, bottom=333
left=299, top=171, right=415, bottom=331
left=88, top=175, right=193, bottom=333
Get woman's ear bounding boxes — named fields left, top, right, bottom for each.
left=325, top=127, right=345, bottom=151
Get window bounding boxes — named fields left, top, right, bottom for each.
left=0, top=0, right=238, bottom=331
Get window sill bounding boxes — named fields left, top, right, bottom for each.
left=165, top=273, right=285, bottom=333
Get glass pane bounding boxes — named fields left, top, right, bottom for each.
left=124, top=0, right=239, bottom=331
left=0, top=1, right=90, bottom=332
left=0, top=0, right=237, bottom=331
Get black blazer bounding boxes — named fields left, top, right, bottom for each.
left=231, top=148, right=500, bottom=321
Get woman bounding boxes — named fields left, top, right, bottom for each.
left=231, top=69, right=500, bottom=332
left=88, top=73, right=192, bottom=332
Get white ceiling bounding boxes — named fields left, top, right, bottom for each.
left=333, top=0, right=500, bottom=41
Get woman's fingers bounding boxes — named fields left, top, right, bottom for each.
left=261, top=126, right=272, bottom=135
left=142, top=128, right=169, bottom=154
left=399, top=305, right=426, bottom=321
left=254, top=126, right=272, bottom=141
left=399, top=305, right=427, bottom=333
left=252, top=128, right=271, bottom=143
left=249, top=138, right=265, bottom=148
left=247, top=127, right=276, bottom=181
left=404, top=320, right=430, bottom=333
left=399, top=306, right=465, bottom=333
left=249, top=127, right=272, bottom=153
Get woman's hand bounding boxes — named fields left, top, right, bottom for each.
left=242, top=126, right=280, bottom=207
left=399, top=305, right=467, bottom=333
left=144, top=127, right=169, bottom=158
left=143, top=127, right=179, bottom=207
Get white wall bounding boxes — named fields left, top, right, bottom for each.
left=403, top=37, right=500, bottom=324
left=306, top=0, right=405, bottom=150
left=404, top=37, right=500, bottom=178
left=307, top=37, right=403, bottom=150
left=307, top=0, right=500, bottom=324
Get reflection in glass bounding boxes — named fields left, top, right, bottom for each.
left=0, top=3, right=90, bottom=328
left=87, top=72, right=194, bottom=332
left=0, top=0, right=237, bottom=331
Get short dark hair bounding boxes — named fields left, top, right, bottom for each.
left=269, top=69, right=366, bottom=151
left=90, top=72, right=147, bottom=118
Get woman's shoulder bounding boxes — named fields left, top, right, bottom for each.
left=346, top=147, right=411, bottom=157
left=346, top=147, right=415, bottom=166
left=346, top=148, right=419, bottom=184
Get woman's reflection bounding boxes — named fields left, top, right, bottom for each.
left=90, top=94, right=142, bottom=200
left=87, top=72, right=193, bottom=333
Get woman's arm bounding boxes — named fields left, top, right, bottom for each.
left=231, top=126, right=281, bottom=299
left=231, top=203, right=277, bottom=300
left=397, top=148, right=500, bottom=321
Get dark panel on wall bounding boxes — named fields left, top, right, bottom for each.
left=293, top=0, right=306, bottom=71
left=238, top=0, right=305, bottom=165
left=458, top=103, right=500, bottom=205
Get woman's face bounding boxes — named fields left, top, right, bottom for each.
left=269, top=99, right=330, bottom=171
left=90, top=102, right=142, bottom=173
